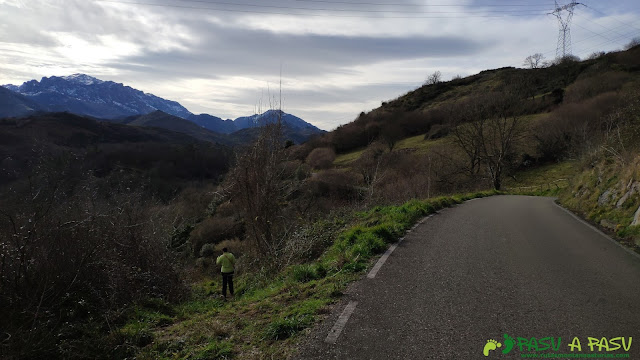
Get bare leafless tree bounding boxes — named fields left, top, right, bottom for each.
left=587, top=51, right=606, bottom=60
left=452, top=93, right=527, bottom=190
left=523, top=53, right=546, bottom=69
left=625, top=37, right=640, bottom=50
left=451, top=100, right=484, bottom=176
left=425, top=71, right=442, bottom=85
left=353, top=143, right=387, bottom=204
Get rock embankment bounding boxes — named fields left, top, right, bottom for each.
left=559, top=156, right=640, bottom=249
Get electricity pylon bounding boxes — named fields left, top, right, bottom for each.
left=549, top=1, right=583, bottom=59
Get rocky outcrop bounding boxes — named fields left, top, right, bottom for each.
left=632, top=205, right=640, bottom=226
left=598, top=189, right=617, bottom=206
left=617, top=181, right=640, bottom=208
left=561, top=156, right=640, bottom=238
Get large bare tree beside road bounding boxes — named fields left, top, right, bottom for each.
left=452, top=92, right=527, bottom=190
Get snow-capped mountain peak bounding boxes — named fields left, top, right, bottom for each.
left=2, top=84, right=19, bottom=92
left=2, top=74, right=193, bottom=119
left=61, top=74, right=104, bottom=86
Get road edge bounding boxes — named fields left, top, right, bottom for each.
left=552, top=200, right=640, bottom=261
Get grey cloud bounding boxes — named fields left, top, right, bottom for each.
left=0, top=0, right=111, bottom=47
left=286, top=82, right=422, bottom=106
left=4, top=0, right=638, bottom=130
left=184, top=81, right=424, bottom=130
left=109, top=21, right=484, bottom=79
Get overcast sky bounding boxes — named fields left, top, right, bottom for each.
left=1, top=0, right=639, bottom=129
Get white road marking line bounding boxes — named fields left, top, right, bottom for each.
left=325, top=301, right=358, bottom=344
left=367, top=243, right=400, bottom=279
left=367, top=214, right=434, bottom=279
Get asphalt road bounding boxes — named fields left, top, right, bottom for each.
left=296, top=196, right=640, bottom=359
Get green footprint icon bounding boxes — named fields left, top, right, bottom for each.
left=483, top=339, right=502, bottom=357
left=503, top=333, right=516, bottom=354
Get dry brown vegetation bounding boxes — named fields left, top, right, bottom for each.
left=305, top=147, right=336, bottom=169
left=0, top=154, right=187, bottom=358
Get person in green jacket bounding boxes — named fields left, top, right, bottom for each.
left=216, top=248, right=236, bottom=299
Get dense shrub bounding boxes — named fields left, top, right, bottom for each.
left=545, top=92, right=626, bottom=157
left=306, top=169, right=361, bottom=203
left=214, top=238, right=247, bottom=255
left=564, top=71, right=630, bottom=103
left=0, top=159, right=185, bottom=359
left=190, top=216, right=244, bottom=257
left=199, top=243, right=216, bottom=257
left=305, top=147, right=336, bottom=169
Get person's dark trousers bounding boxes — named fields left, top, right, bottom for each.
left=222, top=272, right=234, bottom=298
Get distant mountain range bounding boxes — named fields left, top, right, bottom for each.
left=187, top=109, right=320, bottom=135
left=3, top=74, right=192, bottom=119
left=1, top=74, right=324, bottom=143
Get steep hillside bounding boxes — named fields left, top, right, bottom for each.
left=0, top=86, right=44, bottom=118
left=376, top=47, right=640, bottom=116
left=291, top=46, right=640, bottom=204
left=306, top=46, right=640, bottom=156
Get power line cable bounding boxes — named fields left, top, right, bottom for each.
left=533, top=20, right=632, bottom=60
left=573, top=26, right=640, bottom=57
left=168, top=0, right=552, bottom=14
left=294, top=0, right=556, bottom=7
left=582, top=2, right=640, bottom=33
left=96, top=0, right=549, bottom=18
left=574, top=12, right=631, bottom=39
left=567, top=8, right=640, bottom=57
left=572, top=19, right=616, bottom=42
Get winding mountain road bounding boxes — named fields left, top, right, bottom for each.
left=297, top=196, right=640, bottom=359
